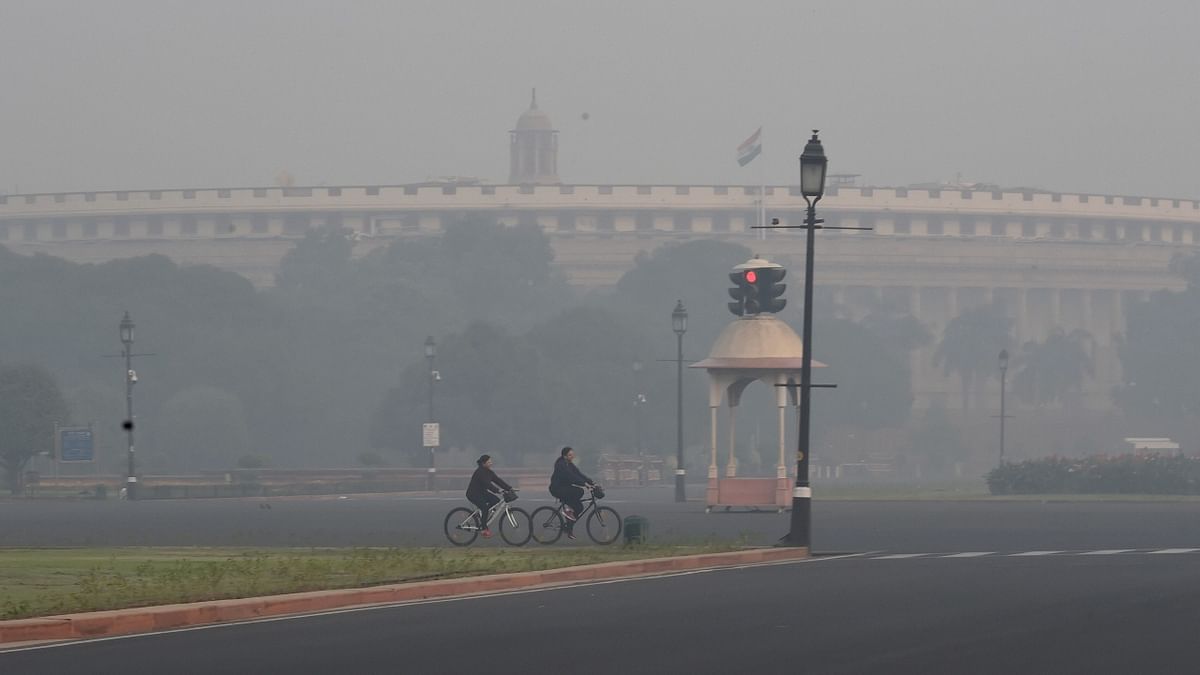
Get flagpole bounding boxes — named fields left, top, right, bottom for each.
left=758, top=126, right=766, bottom=241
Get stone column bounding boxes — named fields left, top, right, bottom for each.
left=725, top=406, right=738, bottom=477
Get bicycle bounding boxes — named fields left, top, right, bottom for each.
left=443, top=489, right=532, bottom=546
left=530, top=484, right=621, bottom=545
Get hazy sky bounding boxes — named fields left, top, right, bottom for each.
left=3, top=0, right=1198, bottom=197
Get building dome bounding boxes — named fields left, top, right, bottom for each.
left=509, top=88, right=560, bottom=184
left=513, top=90, right=554, bottom=131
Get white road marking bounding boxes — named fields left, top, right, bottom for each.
left=1149, top=548, right=1200, bottom=554
left=1009, top=550, right=1065, bottom=556
left=873, top=553, right=928, bottom=559
left=1078, top=549, right=1136, bottom=556
left=940, top=552, right=994, bottom=558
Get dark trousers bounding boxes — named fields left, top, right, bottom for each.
left=550, top=485, right=585, bottom=528
left=469, top=492, right=500, bottom=529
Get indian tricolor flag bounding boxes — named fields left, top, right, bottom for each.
left=737, top=127, right=762, bottom=167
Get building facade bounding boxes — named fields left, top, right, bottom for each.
left=2, top=97, right=1196, bottom=411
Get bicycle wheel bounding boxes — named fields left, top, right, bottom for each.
left=587, top=506, right=622, bottom=545
left=530, top=506, right=564, bottom=545
left=499, top=507, right=532, bottom=546
left=444, top=507, right=479, bottom=546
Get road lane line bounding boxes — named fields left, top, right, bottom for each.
left=872, top=553, right=928, bottom=559
left=940, top=552, right=994, bottom=558
left=1078, top=549, right=1136, bottom=556
left=1149, top=548, right=1200, bottom=554
left=1009, top=551, right=1064, bottom=556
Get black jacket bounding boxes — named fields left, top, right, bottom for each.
left=466, top=466, right=512, bottom=501
left=550, top=456, right=593, bottom=491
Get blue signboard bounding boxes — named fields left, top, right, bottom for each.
left=59, top=428, right=94, bottom=462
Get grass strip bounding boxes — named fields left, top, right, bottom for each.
left=0, top=543, right=741, bottom=620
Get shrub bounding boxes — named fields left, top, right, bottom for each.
left=986, top=453, right=1200, bottom=495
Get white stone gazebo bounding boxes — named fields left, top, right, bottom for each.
left=691, top=313, right=825, bottom=512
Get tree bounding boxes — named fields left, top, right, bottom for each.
left=0, top=364, right=69, bottom=494
left=1012, top=328, right=1094, bottom=407
left=1114, top=253, right=1200, bottom=428
left=274, top=226, right=356, bottom=294
left=933, top=302, right=1012, bottom=412
left=152, top=386, right=251, bottom=472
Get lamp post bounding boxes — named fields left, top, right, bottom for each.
left=998, top=349, right=1009, bottom=466
left=633, top=360, right=645, bottom=485
left=785, top=131, right=828, bottom=548
left=424, top=336, right=436, bottom=489
left=120, top=311, right=138, bottom=501
left=672, top=300, right=688, bottom=502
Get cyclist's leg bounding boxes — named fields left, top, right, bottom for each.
left=560, top=486, right=585, bottom=532
left=482, top=493, right=501, bottom=529
left=467, top=495, right=489, bottom=529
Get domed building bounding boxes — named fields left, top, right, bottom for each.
left=509, top=89, right=559, bottom=184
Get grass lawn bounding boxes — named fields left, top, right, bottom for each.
left=0, top=543, right=741, bottom=620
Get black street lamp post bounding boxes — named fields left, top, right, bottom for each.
left=785, top=131, right=828, bottom=548
left=424, top=336, right=436, bottom=490
left=120, top=312, right=138, bottom=501
left=998, top=349, right=1009, bottom=465
left=672, top=300, right=688, bottom=502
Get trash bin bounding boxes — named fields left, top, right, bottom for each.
left=623, top=515, right=649, bottom=544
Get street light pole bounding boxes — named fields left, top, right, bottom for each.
left=424, top=336, right=436, bottom=490
left=672, top=300, right=688, bottom=502
left=120, top=311, right=137, bottom=501
left=998, top=349, right=1009, bottom=465
left=633, top=360, right=645, bottom=485
left=786, top=131, right=828, bottom=548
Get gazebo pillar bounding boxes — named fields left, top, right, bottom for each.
left=707, top=404, right=719, bottom=504
left=725, top=406, right=738, bottom=477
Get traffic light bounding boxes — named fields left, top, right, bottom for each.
left=727, top=270, right=758, bottom=316
left=728, top=265, right=787, bottom=316
left=755, top=267, right=787, bottom=313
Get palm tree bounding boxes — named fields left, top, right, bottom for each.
left=1013, top=328, right=1094, bottom=407
left=933, top=302, right=1012, bottom=412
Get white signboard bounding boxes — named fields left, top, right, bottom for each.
left=423, top=422, right=440, bottom=448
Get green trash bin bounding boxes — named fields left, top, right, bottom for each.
left=623, top=515, right=649, bottom=544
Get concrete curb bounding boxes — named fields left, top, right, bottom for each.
left=0, top=547, right=808, bottom=645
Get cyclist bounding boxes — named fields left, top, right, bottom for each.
left=549, top=446, right=596, bottom=539
left=466, top=454, right=513, bottom=538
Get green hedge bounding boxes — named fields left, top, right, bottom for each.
left=986, top=454, right=1200, bottom=495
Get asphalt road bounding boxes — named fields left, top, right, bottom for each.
left=5, top=549, right=1200, bottom=674
left=5, top=486, right=1200, bottom=553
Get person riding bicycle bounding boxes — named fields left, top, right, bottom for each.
left=549, top=447, right=596, bottom=538
left=466, top=454, right=513, bottom=538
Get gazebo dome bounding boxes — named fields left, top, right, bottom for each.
left=692, top=315, right=825, bottom=371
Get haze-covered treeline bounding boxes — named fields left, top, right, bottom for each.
left=0, top=219, right=919, bottom=475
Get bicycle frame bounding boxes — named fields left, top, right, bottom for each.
left=458, top=495, right=519, bottom=531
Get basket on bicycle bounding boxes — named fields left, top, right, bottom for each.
left=591, top=485, right=605, bottom=500
left=503, top=490, right=519, bottom=502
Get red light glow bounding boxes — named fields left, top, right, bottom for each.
left=745, top=270, right=758, bottom=283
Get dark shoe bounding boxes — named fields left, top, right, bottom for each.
left=562, top=506, right=577, bottom=521
left=481, top=529, right=493, bottom=538
left=566, top=531, right=577, bottom=540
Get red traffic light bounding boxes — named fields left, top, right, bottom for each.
left=745, top=270, right=758, bottom=284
